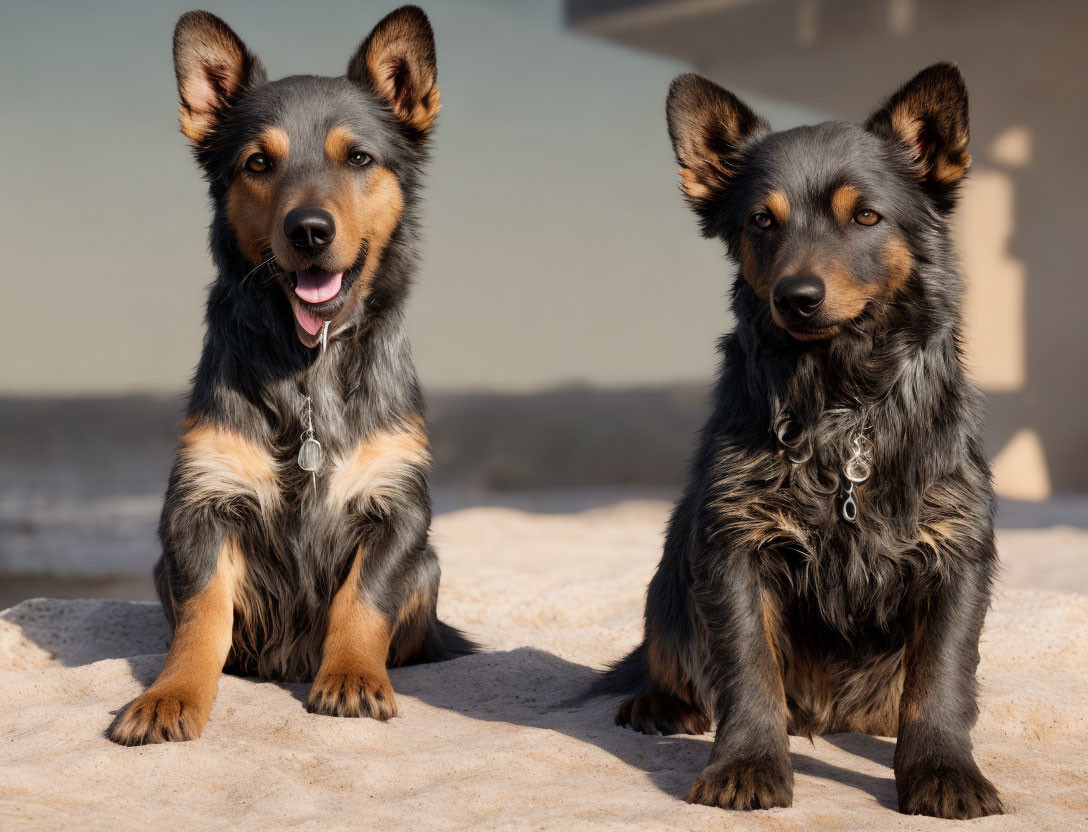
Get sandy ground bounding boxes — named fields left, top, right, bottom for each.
left=2, top=500, right=1087, bottom=830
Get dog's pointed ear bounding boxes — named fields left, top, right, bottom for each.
left=173, top=11, right=266, bottom=144
left=347, top=5, right=440, bottom=135
left=866, top=62, right=970, bottom=212
left=667, top=74, right=769, bottom=213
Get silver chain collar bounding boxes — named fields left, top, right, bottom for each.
left=780, top=414, right=875, bottom=523
left=840, top=432, right=873, bottom=522
left=296, top=320, right=331, bottom=489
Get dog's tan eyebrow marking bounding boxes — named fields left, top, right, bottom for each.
left=252, top=126, right=290, bottom=161
left=234, top=127, right=290, bottom=171
left=831, top=184, right=861, bottom=224
left=765, top=190, right=791, bottom=224
left=325, top=126, right=358, bottom=163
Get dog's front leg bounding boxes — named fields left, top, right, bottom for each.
left=686, top=544, right=793, bottom=810
left=895, top=552, right=1003, bottom=819
left=307, top=543, right=397, bottom=720
left=109, top=538, right=240, bottom=745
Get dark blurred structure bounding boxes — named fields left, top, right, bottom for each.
left=568, top=0, right=1088, bottom=497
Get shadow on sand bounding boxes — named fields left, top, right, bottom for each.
left=5, top=598, right=899, bottom=810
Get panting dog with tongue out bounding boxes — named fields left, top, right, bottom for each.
left=108, top=6, right=476, bottom=746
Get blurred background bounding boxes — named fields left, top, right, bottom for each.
left=2, top=0, right=1086, bottom=606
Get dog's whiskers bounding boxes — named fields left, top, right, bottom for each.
left=240, top=252, right=277, bottom=287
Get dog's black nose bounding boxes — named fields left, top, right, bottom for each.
left=284, top=207, right=335, bottom=252
left=773, top=275, right=825, bottom=321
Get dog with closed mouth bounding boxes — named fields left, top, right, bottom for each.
left=108, top=6, right=475, bottom=746
left=589, top=64, right=1003, bottom=819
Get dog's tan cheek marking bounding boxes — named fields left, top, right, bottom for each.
left=883, top=236, right=914, bottom=296
left=329, top=166, right=405, bottom=299
left=325, top=418, right=429, bottom=514
left=740, top=233, right=774, bottom=300
left=765, top=190, right=790, bottom=225
left=223, top=128, right=290, bottom=266
left=830, top=184, right=861, bottom=225
left=177, top=423, right=279, bottom=513
left=821, top=259, right=872, bottom=320
left=225, top=178, right=278, bottom=265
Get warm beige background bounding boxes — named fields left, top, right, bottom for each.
left=571, top=0, right=1088, bottom=495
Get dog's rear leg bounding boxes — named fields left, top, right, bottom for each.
left=307, top=547, right=397, bottom=720
left=109, top=540, right=240, bottom=745
left=616, top=639, right=710, bottom=735
left=613, top=493, right=711, bottom=735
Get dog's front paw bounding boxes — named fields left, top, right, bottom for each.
left=307, top=670, right=397, bottom=720
left=616, top=694, right=710, bottom=735
left=108, top=687, right=210, bottom=746
left=687, top=756, right=794, bottom=811
left=897, top=760, right=1003, bottom=819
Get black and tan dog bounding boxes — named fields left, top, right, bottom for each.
left=591, top=65, right=1003, bottom=819
left=109, top=6, right=474, bottom=746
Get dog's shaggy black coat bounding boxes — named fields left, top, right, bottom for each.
left=591, top=64, right=1003, bottom=819
left=109, top=6, right=473, bottom=747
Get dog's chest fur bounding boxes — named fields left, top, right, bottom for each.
left=705, top=338, right=970, bottom=637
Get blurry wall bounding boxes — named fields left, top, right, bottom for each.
left=1, top=0, right=814, bottom=396
left=570, top=0, right=1088, bottom=495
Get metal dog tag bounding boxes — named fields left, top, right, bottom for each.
left=298, top=437, right=323, bottom=472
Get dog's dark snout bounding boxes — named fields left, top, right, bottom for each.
left=773, top=275, right=825, bottom=321
left=284, top=207, right=335, bottom=252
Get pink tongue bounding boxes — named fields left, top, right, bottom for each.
left=293, top=301, right=326, bottom=336
left=294, top=269, right=343, bottom=304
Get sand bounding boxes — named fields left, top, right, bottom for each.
left=1, top=500, right=1086, bottom=830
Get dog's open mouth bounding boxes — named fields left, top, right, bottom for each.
left=291, top=269, right=343, bottom=340
left=283, top=251, right=366, bottom=348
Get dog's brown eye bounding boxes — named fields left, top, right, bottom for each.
left=854, top=208, right=881, bottom=226
left=348, top=150, right=372, bottom=168
left=245, top=153, right=270, bottom=173
left=751, top=212, right=774, bottom=230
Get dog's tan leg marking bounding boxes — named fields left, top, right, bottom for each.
left=109, top=541, right=242, bottom=745
left=307, top=548, right=397, bottom=720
